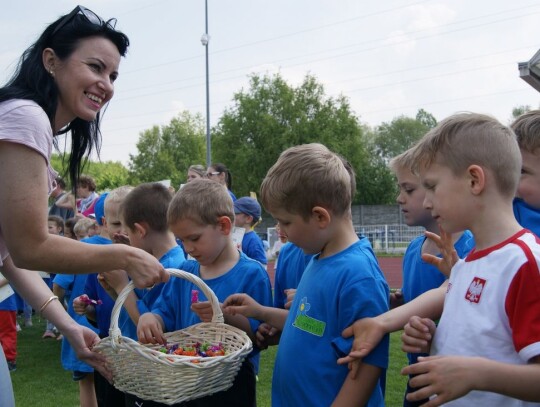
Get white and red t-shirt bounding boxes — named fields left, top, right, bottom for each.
left=433, top=229, right=540, bottom=406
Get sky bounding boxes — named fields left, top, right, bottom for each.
left=2, top=0, right=540, bottom=165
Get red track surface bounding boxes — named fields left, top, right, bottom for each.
left=266, top=256, right=403, bottom=290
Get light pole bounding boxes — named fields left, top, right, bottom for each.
left=201, top=0, right=211, bottom=167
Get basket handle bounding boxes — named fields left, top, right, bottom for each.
left=109, top=268, right=224, bottom=346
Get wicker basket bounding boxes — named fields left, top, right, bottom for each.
left=94, top=268, right=253, bottom=405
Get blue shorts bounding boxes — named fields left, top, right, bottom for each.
left=72, top=370, right=90, bottom=381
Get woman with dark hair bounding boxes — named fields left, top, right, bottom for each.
left=0, top=6, right=167, bottom=404
left=207, top=162, right=237, bottom=201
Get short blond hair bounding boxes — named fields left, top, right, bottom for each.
left=260, top=143, right=353, bottom=219
left=105, top=186, right=134, bottom=215
left=73, top=217, right=96, bottom=236
left=388, top=148, right=416, bottom=174
left=410, top=112, right=521, bottom=198
left=511, top=110, right=540, bottom=154
left=167, top=179, right=234, bottom=226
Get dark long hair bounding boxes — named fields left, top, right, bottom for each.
left=0, top=9, right=129, bottom=190
left=211, top=162, right=233, bottom=191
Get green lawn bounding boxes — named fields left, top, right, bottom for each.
left=12, top=318, right=408, bottom=406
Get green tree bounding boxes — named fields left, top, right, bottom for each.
left=50, top=153, right=129, bottom=191
left=374, top=110, right=436, bottom=161
left=128, top=111, right=206, bottom=188
left=211, top=73, right=395, bottom=204
left=512, top=105, right=531, bottom=120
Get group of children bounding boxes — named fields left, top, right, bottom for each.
left=5, top=110, right=540, bottom=407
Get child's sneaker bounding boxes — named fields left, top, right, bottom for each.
left=42, top=330, right=55, bottom=339
left=7, top=361, right=16, bottom=372
left=16, top=323, right=21, bottom=332
left=24, top=318, right=33, bottom=327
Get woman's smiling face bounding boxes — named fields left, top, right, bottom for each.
left=46, top=36, right=121, bottom=130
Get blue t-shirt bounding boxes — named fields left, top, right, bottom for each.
left=120, top=245, right=187, bottom=340
left=54, top=273, right=98, bottom=372
left=0, top=290, right=16, bottom=311
left=241, top=230, right=267, bottom=265
left=151, top=252, right=272, bottom=370
left=513, top=197, right=540, bottom=236
left=273, top=242, right=314, bottom=309
left=401, top=230, right=475, bottom=366
left=272, top=238, right=389, bottom=407
left=81, top=235, right=114, bottom=337
left=401, top=230, right=475, bottom=304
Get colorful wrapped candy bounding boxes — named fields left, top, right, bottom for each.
left=157, top=341, right=225, bottom=357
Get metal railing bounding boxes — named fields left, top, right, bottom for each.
left=265, top=224, right=425, bottom=254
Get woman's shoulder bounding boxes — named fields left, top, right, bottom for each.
left=0, top=99, right=47, bottom=122
left=0, top=99, right=52, bottom=155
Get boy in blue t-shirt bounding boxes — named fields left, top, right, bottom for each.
left=98, top=183, right=185, bottom=342
left=224, top=144, right=389, bottom=406
left=233, top=196, right=268, bottom=265
left=72, top=188, right=134, bottom=407
left=136, top=179, right=272, bottom=407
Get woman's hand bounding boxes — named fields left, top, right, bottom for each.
left=63, top=324, right=112, bottom=382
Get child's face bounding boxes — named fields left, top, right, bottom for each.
left=170, top=218, right=228, bottom=266
left=270, top=207, right=323, bottom=254
left=516, top=148, right=540, bottom=209
left=64, top=227, right=75, bottom=239
left=395, top=167, right=435, bottom=228
left=87, top=225, right=97, bottom=237
left=47, top=221, right=62, bottom=235
left=75, top=231, right=88, bottom=241
left=419, top=160, right=471, bottom=234
left=234, top=213, right=249, bottom=228
left=104, top=202, right=123, bottom=240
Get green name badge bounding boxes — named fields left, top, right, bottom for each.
left=293, top=313, right=326, bottom=337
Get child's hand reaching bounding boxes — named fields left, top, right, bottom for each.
left=284, top=289, right=296, bottom=310
left=137, top=313, right=166, bottom=345
left=421, top=227, right=458, bottom=278
left=98, top=270, right=129, bottom=300
left=112, top=232, right=130, bottom=245
left=222, top=293, right=263, bottom=319
left=401, top=316, right=436, bottom=354
left=73, top=294, right=91, bottom=315
left=337, top=317, right=387, bottom=378
left=191, top=301, right=214, bottom=322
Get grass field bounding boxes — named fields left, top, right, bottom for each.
left=11, top=317, right=408, bottom=406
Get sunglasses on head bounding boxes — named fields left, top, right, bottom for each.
left=51, top=5, right=117, bottom=37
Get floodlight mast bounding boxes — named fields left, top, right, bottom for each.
left=518, top=48, right=540, bottom=93
left=201, top=0, right=211, bottom=167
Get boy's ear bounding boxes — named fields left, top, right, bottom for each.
left=467, top=165, right=485, bottom=195
left=217, top=216, right=233, bottom=234
left=311, top=206, right=331, bottom=228
left=133, top=222, right=148, bottom=237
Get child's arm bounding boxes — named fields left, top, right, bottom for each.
left=338, top=284, right=446, bottom=368
left=402, top=355, right=540, bottom=405
left=223, top=293, right=289, bottom=330
left=52, top=283, right=66, bottom=310
left=137, top=312, right=166, bottom=345
left=98, top=270, right=143, bottom=325
left=332, top=363, right=382, bottom=407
